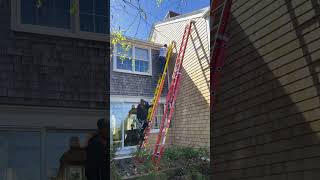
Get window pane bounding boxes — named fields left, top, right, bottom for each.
left=135, top=48, right=149, bottom=60
left=117, top=57, right=133, bottom=71
left=46, top=132, right=90, bottom=180
left=135, top=60, right=149, bottom=73
left=95, top=16, right=108, bottom=34
left=79, top=0, right=93, bottom=14
left=21, top=0, right=70, bottom=29
left=37, top=0, right=54, bottom=27
left=95, top=0, right=108, bottom=16
left=55, top=0, right=71, bottom=29
left=152, top=104, right=164, bottom=129
left=80, top=14, right=94, bottom=32
left=116, top=44, right=132, bottom=57
left=21, top=0, right=36, bottom=25
left=0, top=131, right=41, bottom=180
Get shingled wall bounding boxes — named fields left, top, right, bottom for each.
left=0, top=0, right=108, bottom=110
left=212, top=0, right=320, bottom=179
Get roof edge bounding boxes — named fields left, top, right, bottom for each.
left=154, top=6, right=210, bottom=26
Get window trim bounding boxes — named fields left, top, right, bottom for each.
left=113, top=43, right=153, bottom=76
left=11, top=0, right=110, bottom=42
left=110, top=95, right=165, bottom=131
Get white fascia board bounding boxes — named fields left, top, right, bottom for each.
left=154, top=8, right=209, bottom=27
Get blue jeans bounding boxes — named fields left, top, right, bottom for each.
left=159, top=56, right=166, bottom=73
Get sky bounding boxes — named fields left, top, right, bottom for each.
left=110, top=0, right=210, bottom=40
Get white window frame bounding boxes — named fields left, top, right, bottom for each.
left=110, top=96, right=164, bottom=157
left=113, top=43, right=153, bottom=76
left=110, top=95, right=165, bottom=132
left=11, top=0, right=109, bottom=42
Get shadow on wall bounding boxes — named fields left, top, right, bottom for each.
left=190, top=22, right=210, bottom=91
left=211, top=4, right=320, bottom=179
left=286, top=0, right=320, bottom=102
left=166, top=23, right=210, bottom=150
left=167, top=66, right=210, bottom=150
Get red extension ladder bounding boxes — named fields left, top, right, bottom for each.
left=151, top=21, right=194, bottom=167
left=210, top=0, right=233, bottom=107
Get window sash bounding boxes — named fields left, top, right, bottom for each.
left=16, top=0, right=108, bottom=35
left=114, top=44, right=151, bottom=75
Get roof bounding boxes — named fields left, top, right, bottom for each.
left=148, top=6, right=210, bottom=41
left=164, top=11, right=181, bottom=20
left=154, top=6, right=210, bottom=26
left=115, top=35, right=162, bottom=49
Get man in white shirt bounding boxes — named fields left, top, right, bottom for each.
left=159, top=44, right=168, bottom=74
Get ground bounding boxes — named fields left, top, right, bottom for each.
left=111, top=146, right=210, bottom=180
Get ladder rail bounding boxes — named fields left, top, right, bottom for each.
left=211, top=0, right=229, bottom=54
left=210, top=0, right=232, bottom=107
left=140, top=41, right=175, bottom=149
left=152, top=21, right=194, bottom=166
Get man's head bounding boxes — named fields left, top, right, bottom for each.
left=164, top=44, right=167, bottom=48
left=140, top=99, right=144, bottom=104
left=97, top=118, right=107, bottom=138
left=132, top=105, right=135, bottom=109
left=69, top=136, right=80, bottom=149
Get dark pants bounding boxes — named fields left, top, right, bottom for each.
left=139, top=121, right=148, bottom=141
left=159, top=56, right=166, bottom=73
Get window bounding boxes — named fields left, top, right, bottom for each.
left=114, top=44, right=152, bottom=75
left=46, top=131, right=92, bottom=180
left=12, top=0, right=109, bottom=41
left=21, top=0, right=70, bottom=29
left=110, top=98, right=163, bottom=156
left=152, top=104, right=164, bottom=129
left=79, top=0, right=108, bottom=34
left=0, top=131, right=41, bottom=180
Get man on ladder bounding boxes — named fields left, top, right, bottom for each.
left=158, top=44, right=168, bottom=74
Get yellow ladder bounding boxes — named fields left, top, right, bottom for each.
left=140, top=41, right=175, bottom=149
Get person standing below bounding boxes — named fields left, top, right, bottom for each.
left=137, top=99, right=152, bottom=143
left=159, top=44, right=168, bottom=74
left=85, top=118, right=107, bottom=180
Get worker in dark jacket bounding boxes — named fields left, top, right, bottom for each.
left=85, top=118, right=107, bottom=180
left=137, top=99, right=152, bottom=142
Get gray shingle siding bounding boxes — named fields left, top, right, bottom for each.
left=0, top=0, right=108, bottom=109
left=110, top=48, right=168, bottom=97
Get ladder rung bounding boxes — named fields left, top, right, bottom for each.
left=211, top=24, right=219, bottom=31
left=211, top=1, right=226, bottom=14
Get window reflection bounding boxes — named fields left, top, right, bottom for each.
left=79, top=0, right=108, bottom=34
left=21, top=0, right=70, bottom=29
left=0, top=131, right=41, bottom=180
left=46, top=132, right=92, bottom=180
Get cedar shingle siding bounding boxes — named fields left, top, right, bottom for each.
left=212, top=0, right=320, bottom=179
left=110, top=48, right=167, bottom=97
left=0, top=0, right=108, bottom=110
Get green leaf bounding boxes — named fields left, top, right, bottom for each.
left=36, top=0, right=42, bottom=8
left=70, top=0, right=78, bottom=16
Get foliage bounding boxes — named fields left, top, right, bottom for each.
left=36, top=0, right=42, bottom=8
left=110, top=31, right=132, bottom=62
left=110, top=145, right=122, bottom=180
left=70, top=0, right=78, bottom=16
left=138, top=171, right=168, bottom=180
left=164, top=145, right=209, bottom=162
left=177, top=165, right=208, bottom=180
left=156, top=0, right=164, bottom=7
left=131, top=147, right=152, bottom=160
